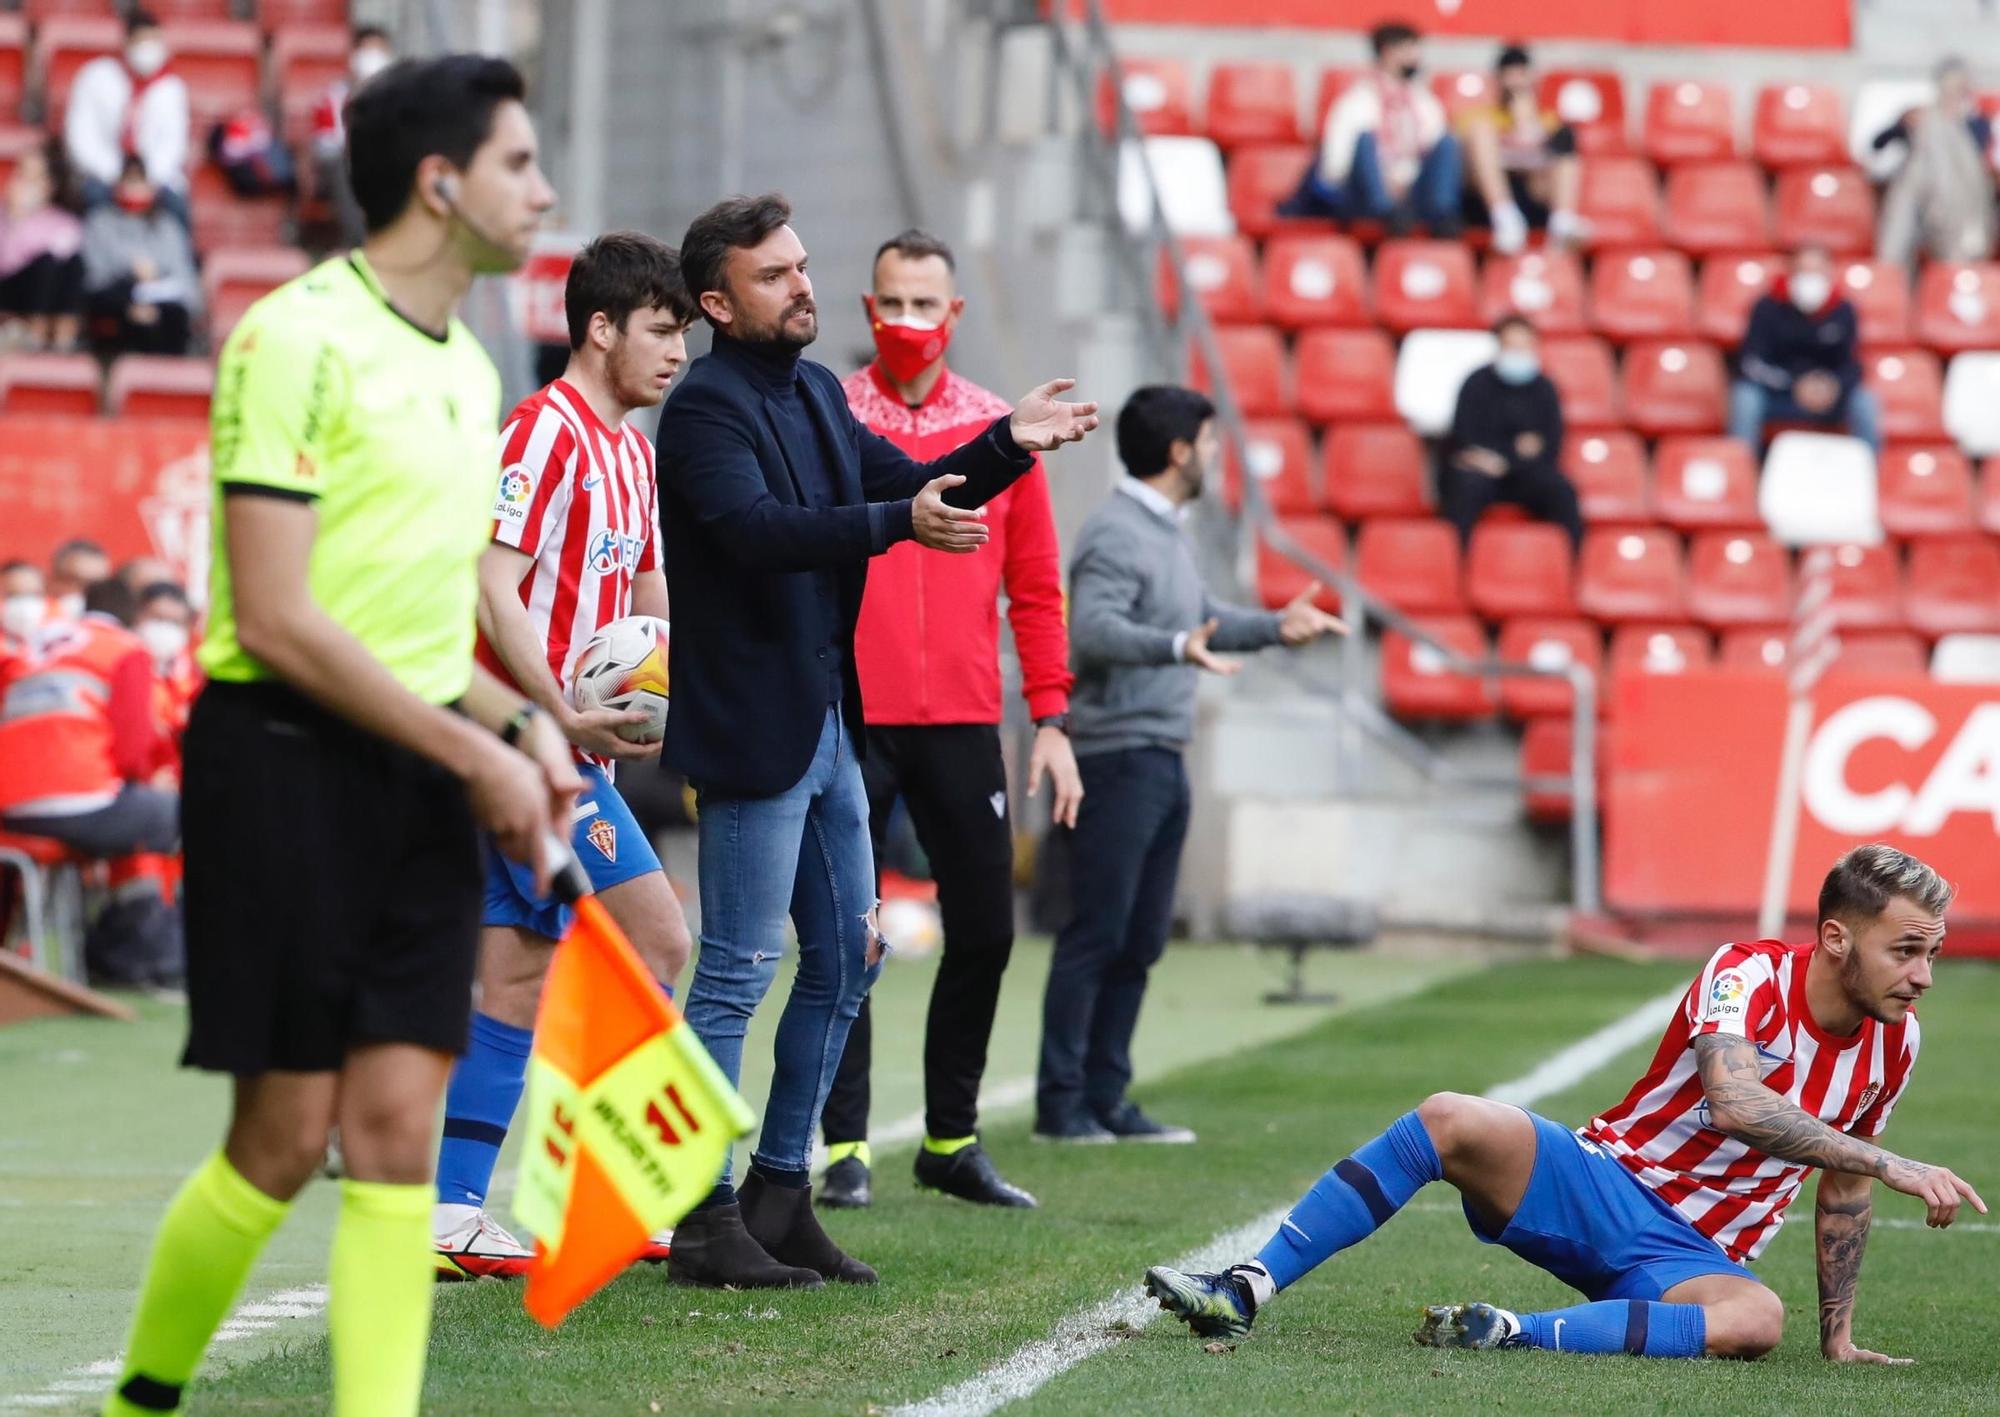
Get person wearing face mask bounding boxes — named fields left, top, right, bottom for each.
left=1442, top=315, right=1583, bottom=550
left=81, top=156, right=200, bottom=356
left=810, top=229, right=1080, bottom=1213
left=48, top=538, right=111, bottom=624
left=1280, top=22, right=1459, bottom=234
left=1036, top=388, right=1345, bottom=1146
left=0, top=143, right=86, bottom=353
left=135, top=580, right=198, bottom=740
left=1728, top=247, right=1882, bottom=454
left=1459, top=44, right=1585, bottom=256
left=313, top=26, right=398, bottom=246
left=1, top=560, right=49, bottom=689
left=64, top=8, right=191, bottom=231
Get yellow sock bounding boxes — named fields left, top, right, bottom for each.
left=825, top=1140, right=872, bottom=1168
left=104, top=1151, right=289, bottom=1416
left=328, top=1179, right=434, bottom=1417
left=922, top=1134, right=977, bottom=1157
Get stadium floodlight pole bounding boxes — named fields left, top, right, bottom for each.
left=1756, top=546, right=1839, bottom=938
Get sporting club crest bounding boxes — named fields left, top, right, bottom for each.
left=586, top=817, right=617, bottom=862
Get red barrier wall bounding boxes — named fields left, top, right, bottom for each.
left=1090, top=0, right=1850, bottom=48
left=1608, top=668, right=2000, bottom=923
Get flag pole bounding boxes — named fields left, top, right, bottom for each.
left=1756, top=547, right=1837, bottom=938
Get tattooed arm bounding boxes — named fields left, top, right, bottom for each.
left=1691, top=1034, right=1986, bottom=1227
left=1814, top=1170, right=1907, bottom=1364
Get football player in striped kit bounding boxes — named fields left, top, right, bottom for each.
left=1147, top=844, right=1984, bottom=1363
left=431, top=231, right=698, bottom=1278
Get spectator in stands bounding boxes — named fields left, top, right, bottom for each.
left=82, top=156, right=200, bottom=357
left=1442, top=315, right=1582, bottom=549
left=312, top=26, right=397, bottom=246
left=48, top=538, right=110, bottom=621
left=117, top=556, right=175, bottom=594
left=1280, top=22, right=1460, bottom=234
left=2, top=560, right=47, bottom=657
left=64, top=8, right=191, bottom=231
left=1728, top=245, right=1881, bottom=454
left=136, top=579, right=199, bottom=751
left=1875, top=57, right=1994, bottom=268
left=0, top=143, right=86, bottom=353
left=1458, top=44, right=1584, bottom=255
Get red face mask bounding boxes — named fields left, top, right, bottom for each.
left=115, top=189, right=152, bottom=214
left=868, top=297, right=952, bottom=385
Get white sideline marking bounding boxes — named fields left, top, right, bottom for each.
left=890, top=988, right=1686, bottom=1417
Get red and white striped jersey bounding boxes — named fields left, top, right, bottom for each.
left=477, top=378, right=660, bottom=704
left=1584, top=940, right=1919, bottom=1264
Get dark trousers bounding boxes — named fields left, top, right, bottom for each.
left=87, top=283, right=192, bottom=355
left=1439, top=459, right=1585, bottom=551
left=0, top=253, right=86, bottom=320
left=821, top=722, right=1017, bottom=1145
left=1035, top=746, right=1189, bottom=1127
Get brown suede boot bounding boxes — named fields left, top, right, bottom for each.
left=664, top=1199, right=824, bottom=1289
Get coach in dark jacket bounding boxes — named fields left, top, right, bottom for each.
left=656, top=193, right=1097, bottom=1293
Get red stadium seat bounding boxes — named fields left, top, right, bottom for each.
left=1563, top=431, right=1651, bottom=524
left=203, top=245, right=311, bottom=347
left=1481, top=250, right=1586, bottom=333
left=1256, top=515, right=1346, bottom=612
left=1623, top=339, right=1726, bottom=436
left=1520, top=716, right=1611, bottom=825
left=1839, top=259, right=1912, bottom=347
left=1717, top=628, right=1790, bottom=673
left=105, top=354, right=214, bottom=418
left=1295, top=327, right=1395, bottom=425
left=1826, top=542, right=1905, bottom=630
left=22, top=1, right=121, bottom=19
left=1466, top=521, right=1576, bottom=620
left=1696, top=252, right=1783, bottom=344
left=1355, top=518, right=1464, bottom=614
left=189, top=161, right=289, bottom=253
left=36, top=15, right=121, bottom=117
left=1382, top=615, right=1495, bottom=721
left=0, top=352, right=98, bottom=414
left=1609, top=623, right=1713, bottom=678
left=272, top=24, right=350, bottom=139
left=1097, top=58, right=1193, bottom=137
left=1577, top=528, right=1687, bottom=623
left=1753, top=83, right=1848, bottom=168
left=0, top=15, right=25, bottom=118
left=1914, top=262, right=2000, bottom=354
left=1663, top=162, right=1772, bottom=254
left=1321, top=423, right=1427, bottom=519
left=1371, top=239, right=1478, bottom=333
left=1687, top=530, right=1793, bottom=627
left=1189, top=326, right=1290, bottom=417
left=1160, top=235, right=1263, bottom=325
left=146, top=0, right=238, bottom=16
left=1576, top=157, right=1661, bottom=247
left=1541, top=69, right=1627, bottom=156
left=1589, top=248, right=1695, bottom=342
left=1865, top=349, right=1947, bottom=443
left=1497, top=617, right=1603, bottom=718
left=1222, top=417, right=1316, bottom=515
left=1905, top=538, right=2000, bottom=636
left=1978, top=459, right=2000, bottom=534
left=1643, top=79, right=1736, bottom=165
left=1773, top=167, right=1875, bottom=255
left=1431, top=69, right=1497, bottom=124
left=1224, top=142, right=1322, bottom=239
left=255, top=0, right=353, bottom=28
left=1837, top=632, right=1928, bottom=674
left=1878, top=445, right=1975, bottom=538
left=1205, top=62, right=1300, bottom=148
left=1261, top=233, right=1369, bottom=329
left=1540, top=336, right=1622, bottom=429
left=1652, top=436, right=1760, bottom=530
left=1310, top=67, right=1365, bottom=135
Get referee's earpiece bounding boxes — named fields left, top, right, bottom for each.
left=433, top=175, right=458, bottom=208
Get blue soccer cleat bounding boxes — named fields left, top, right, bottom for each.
left=1412, top=1301, right=1523, bottom=1350
left=1145, top=1264, right=1258, bottom=1341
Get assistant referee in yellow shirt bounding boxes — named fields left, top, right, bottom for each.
left=104, top=55, right=575, bottom=1417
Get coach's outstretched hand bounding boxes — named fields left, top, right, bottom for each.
left=1009, top=378, right=1100, bottom=452
left=914, top=474, right=991, bottom=554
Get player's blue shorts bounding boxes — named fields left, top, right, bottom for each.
left=481, top=763, right=660, bottom=938
left=1464, top=1110, right=1758, bottom=1302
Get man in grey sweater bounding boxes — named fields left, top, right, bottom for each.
left=1035, top=385, right=1344, bottom=1142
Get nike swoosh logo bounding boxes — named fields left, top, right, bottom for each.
left=1552, top=1318, right=1565, bottom=1350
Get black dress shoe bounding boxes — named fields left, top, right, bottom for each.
left=1096, top=1101, right=1197, bottom=1144
left=1031, top=1112, right=1115, bottom=1145
left=816, top=1155, right=872, bottom=1209
left=740, top=1171, right=878, bottom=1284
left=913, top=1143, right=1038, bottom=1208
left=665, top=1200, right=824, bottom=1289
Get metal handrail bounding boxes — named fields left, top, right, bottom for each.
left=1046, top=0, right=1601, bottom=915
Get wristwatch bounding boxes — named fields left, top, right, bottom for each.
left=501, top=702, right=542, bottom=747
left=1034, top=713, right=1070, bottom=734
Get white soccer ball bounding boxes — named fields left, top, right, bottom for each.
left=570, top=615, right=670, bottom=744
left=878, top=897, right=942, bottom=960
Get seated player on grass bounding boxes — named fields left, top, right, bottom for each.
left=1147, top=843, right=1985, bottom=1362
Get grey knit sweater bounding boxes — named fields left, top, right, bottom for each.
left=1066, top=484, right=1281, bottom=757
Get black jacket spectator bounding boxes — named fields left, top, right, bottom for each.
left=1736, top=286, right=1861, bottom=408
left=1442, top=361, right=1581, bottom=549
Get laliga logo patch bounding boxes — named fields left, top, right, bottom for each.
left=586, top=817, right=617, bottom=862
left=495, top=463, right=533, bottom=523
left=1706, top=968, right=1749, bottom=1019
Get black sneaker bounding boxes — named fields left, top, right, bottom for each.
left=816, top=1155, right=872, bottom=1210
left=1031, top=1113, right=1116, bottom=1145
left=913, top=1143, right=1038, bottom=1208
left=1097, top=1101, right=1197, bottom=1144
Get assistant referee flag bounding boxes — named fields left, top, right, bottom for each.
left=513, top=884, right=752, bottom=1326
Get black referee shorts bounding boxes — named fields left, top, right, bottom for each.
left=180, top=681, right=482, bottom=1075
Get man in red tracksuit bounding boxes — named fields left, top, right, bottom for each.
left=817, top=228, right=1082, bottom=1211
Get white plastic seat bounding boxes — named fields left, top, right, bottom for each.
left=1392, top=328, right=1499, bottom=437
left=1943, top=351, right=2000, bottom=456
left=1759, top=431, right=1881, bottom=546
left=1931, top=632, right=2000, bottom=683
left=1118, top=136, right=1234, bottom=238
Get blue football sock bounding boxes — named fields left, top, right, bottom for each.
left=1254, top=1110, right=1443, bottom=1291
left=435, top=1012, right=533, bottom=1207
left=1518, top=1300, right=1707, bottom=1357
